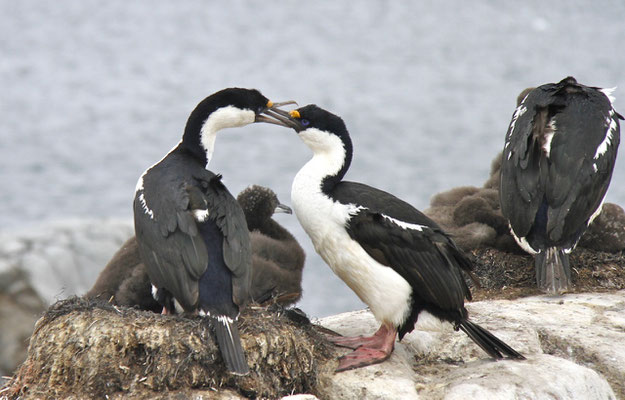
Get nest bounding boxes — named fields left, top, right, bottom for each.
left=2, top=297, right=337, bottom=399
left=468, top=247, right=625, bottom=300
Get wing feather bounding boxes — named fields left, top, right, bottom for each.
left=346, top=209, right=472, bottom=312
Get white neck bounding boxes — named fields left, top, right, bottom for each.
left=291, top=128, right=349, bottom=243
left=199, top=106, right=255, bottom=165
left=293, top=128, right=348, bottom=189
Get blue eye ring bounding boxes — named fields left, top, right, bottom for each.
left=301, top=119, right=310, bottom=127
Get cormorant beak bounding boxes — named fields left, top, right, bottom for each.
left=274, top=203, right=293, bottom=215
left=264, top=108, right=306, bottom=132
left=255, top=100, right=299, bottom=127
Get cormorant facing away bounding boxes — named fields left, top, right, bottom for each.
left=133, top=88, right=292, bottom=375
left=237, top=185, right=305, bottom=305
left=271, top=105, right=524, bottom=372
left=500, top=77, right=622, bottom=294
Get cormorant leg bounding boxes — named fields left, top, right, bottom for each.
left=326, top=324, right=395, bottom=349
left=334, top=324, right=397, bottom=372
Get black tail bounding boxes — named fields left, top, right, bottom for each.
left=535, top=247, right=571, bottom=294
left=458, top=319, right=525, bottom=360
left=212, top=316, right=249, bottom=375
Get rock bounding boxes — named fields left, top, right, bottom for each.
left=0, top=268, right=46, bottom=382
left=0, top=219, right=134, bottom=381
left=317, top=292, right=622, bottom=400
left=0, top=219, right=134, bottom=304
left=3, top=293, right=624, bottom=399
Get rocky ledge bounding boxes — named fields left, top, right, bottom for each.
left=2, top=291, right=624, bottom=399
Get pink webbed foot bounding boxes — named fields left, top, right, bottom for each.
left=330, top=324, right=398, bottom=372
left=336, top=346, right=392, bottom=372
left=326, top=324, right=395, bottom=349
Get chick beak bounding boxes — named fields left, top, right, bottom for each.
left=274, top=203, right=293, bottom=215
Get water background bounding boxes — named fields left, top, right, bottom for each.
left=2, top=0, right=625, bottom=318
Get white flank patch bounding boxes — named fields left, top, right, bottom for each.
left=151, top=285, right=159, bottom=300
left=542, top=118, right=557, bottom=157
left=588, top=199, right=605, bottom=227
left=193, top=209, right=210, bottom=222
left=292, top=128, right=412, bottom=327
left=382, top=215, right=425, bottom=231
left=173, top=298, right=184, bottom=314
left=414, top=310, right=447, bottom=332
left=508, top=224, right=538, bottom=255
left=200, top=106, right=255, bottom=165
left=594, top=110, right=618, bottom=160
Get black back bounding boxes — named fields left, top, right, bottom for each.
left=501, top=77, right=621, bottom=249
left=134, top=150, right=251, bottom=315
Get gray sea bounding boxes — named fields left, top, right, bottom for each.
left=2, top=0, right=625, bottom=318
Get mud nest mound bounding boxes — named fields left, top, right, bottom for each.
left=2, top=297, right=337, bottom=399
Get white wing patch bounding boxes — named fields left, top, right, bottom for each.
left=508, top=104, right=528, bottom=138
left=505, top=102, right=528, bottom=161
left=382, top=214, right=426, bottom=232
left=600, top=87, right=616, bottom=104
left=542, top=118, right=557, bottom=157
left=138, top=192, right=154, bottom=219
left=594, top=109, right=618, bottom=160
left=193, top=209, right=210, bottom=222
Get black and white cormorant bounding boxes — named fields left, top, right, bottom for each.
left=86, top=186, right=304, bottom=311
left=500, top=77, right=622, bottom=294
left=271, top=105, right=524, bottom=372
left=237, top=185, right=306, bottom=305
left=133, top=88, right=291, bottom=375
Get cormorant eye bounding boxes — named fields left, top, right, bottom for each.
left=301, top=119, right=310, bottom=127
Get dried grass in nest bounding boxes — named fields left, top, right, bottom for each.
left=2, top=297, right=337, bottom=399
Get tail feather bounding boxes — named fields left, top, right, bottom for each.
left=535, top=247, right=571, bottom=294
left=213, top=315, right=249, bottom=375
left=458, top=320, right=525, bottom=360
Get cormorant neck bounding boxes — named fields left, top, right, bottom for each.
left=303, top=129, right=352, bottom=194
left=181, top=104, right=255, bottom=167
left=321, top=137, right=352, bottom=194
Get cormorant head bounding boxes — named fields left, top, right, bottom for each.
left=268, top=104, right=351, bottom=153
left=181, top=87, right=294, bottom=161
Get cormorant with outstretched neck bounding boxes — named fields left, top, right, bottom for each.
left=133, top=88, right=291, bottom=375
left=270, top=105, right=524, bottom=372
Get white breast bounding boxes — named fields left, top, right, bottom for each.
left=291, top=159, right=413, bottom=327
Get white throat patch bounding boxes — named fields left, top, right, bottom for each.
left=200, top=106, right=255, bottom=164
left=298, top=127, right=348, bottom=175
